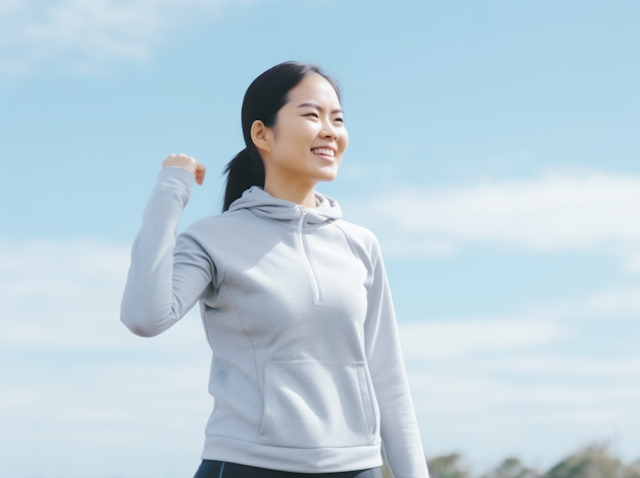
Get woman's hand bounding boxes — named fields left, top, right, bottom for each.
left=162, top=153, right=206, bottom=186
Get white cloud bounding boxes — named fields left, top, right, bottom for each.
left=0, top=237, right=213, bottom=363
left=474, top=355, right=640, bottom=377
left=524, top=283, right=640, bottom=321
left=398, top=318, right=640, bottom=470
left=0, top=237, right=212, bottom=477
left=624, top=251, right=640, bottom=273
left=0, top=0, right=250, bottom=76
left=399, top=319, right=567, bottom=360
left=347, top=171, right=640, bottom=266
left=393, top=289, right=640, bottom=468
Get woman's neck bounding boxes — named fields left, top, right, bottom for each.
left=263, top=175, right=318, bottom=208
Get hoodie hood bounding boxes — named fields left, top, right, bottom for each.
left=226, top=185, right=343, bottom=225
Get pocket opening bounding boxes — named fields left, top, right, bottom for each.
left=356, top=363, right=375, bottom=438
left=258, top=360, right=374, bottom=449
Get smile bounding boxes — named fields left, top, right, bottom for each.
left=311, top=147, right=335, bottom=160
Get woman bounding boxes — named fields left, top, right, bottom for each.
left=120, top=61, right=429, bottom=478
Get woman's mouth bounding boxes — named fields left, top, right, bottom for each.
left=311, top=147, right=335, bottom=161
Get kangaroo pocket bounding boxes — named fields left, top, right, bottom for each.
left=258, top=360, right=375, bottom=448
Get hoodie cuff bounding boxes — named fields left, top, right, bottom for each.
left=154, top=166, right=196, bottom=209
left=157, top=166, right=196, bottom=189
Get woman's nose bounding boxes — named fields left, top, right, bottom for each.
left=320, top=121, right=339, bottom=140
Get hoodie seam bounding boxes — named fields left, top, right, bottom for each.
left=330, top=221, right=375, bottom=292
left=222, top=282, right=263, bottom=401
left=219, top=233, right=227, bottom=285
left=329, top=221, right=359, bottom=259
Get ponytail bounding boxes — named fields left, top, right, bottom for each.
left=221, top=147, right=265, bottom=212
left=220, top=61, right=341, bottom=213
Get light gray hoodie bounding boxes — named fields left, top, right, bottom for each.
left=120, top=166, right=429, bottom=477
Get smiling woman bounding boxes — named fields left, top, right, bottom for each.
left=119, top=61, right=429, bottom=478
left=221, top=62, right=348, bottom=211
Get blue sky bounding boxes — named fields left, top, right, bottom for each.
left=1, top=1, right=639, bottom=477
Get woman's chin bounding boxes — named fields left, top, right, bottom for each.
left=312, top=167, right=339, bottom=183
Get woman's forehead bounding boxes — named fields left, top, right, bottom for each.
left=288, top=74, right=340, bottom=105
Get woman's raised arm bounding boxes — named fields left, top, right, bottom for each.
left=120, top=154, right=214, bottom=337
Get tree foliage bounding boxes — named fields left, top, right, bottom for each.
left=544, top=443, right=640, bottom=478
left=481, top=457, right=540, bottom=478
left=416, top=442, right=640, bottom=478
left=428, top=453, right=471, bottom=478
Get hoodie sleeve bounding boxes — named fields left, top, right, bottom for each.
left=363, top=234, right=429, bottom=478
left=120, top=166, right=216, bottom=338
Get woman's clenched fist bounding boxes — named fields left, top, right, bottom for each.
left=162, top=153, right=206, bottom=186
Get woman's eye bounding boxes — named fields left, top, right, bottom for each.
left=335, top=118, right=344, bottom=123
left=304, top=113, right=318, bottom=118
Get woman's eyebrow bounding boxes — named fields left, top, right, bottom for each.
left=297, top=102, right=343, bottom=114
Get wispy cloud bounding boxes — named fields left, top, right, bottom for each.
left=0, top=237, right=211, bottom=477
left=525, top=283, right=640, bottom=321
left=0, top=0, right=247, bottom=76
left=347, top=171, right=640, bottom=268
left=399, top=319, right=567, bottom=360
left=0, top=236, right=206, bottom=353
left=399, top=315, right=640, bottom=470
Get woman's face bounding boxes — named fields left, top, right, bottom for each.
left=259, top=73, right=348, bottom=184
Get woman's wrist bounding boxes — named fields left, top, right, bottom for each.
left=161, top=153, right=206, bottom=185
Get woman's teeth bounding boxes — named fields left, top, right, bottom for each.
left=311, top=148, right=335, bottom=156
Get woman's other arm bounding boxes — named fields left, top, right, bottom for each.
left=120, top=154, right=214, bottom=337
left=364, top=234, right=430, bottom=478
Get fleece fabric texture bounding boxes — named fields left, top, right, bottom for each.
left=120, top=166, right=429, bottom=478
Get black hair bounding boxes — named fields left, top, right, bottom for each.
left=220, top=61, right=341, bottom=212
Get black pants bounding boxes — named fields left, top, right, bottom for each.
left=193, top=459, right=384, bottom=478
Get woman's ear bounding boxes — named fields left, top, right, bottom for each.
left=251, top=120, right=272, bottom=156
